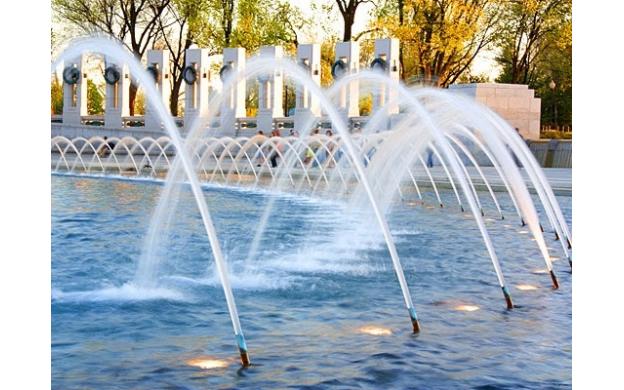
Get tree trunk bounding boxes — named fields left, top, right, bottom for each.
left=129, top=83, right=137, bottom=116
left=343, top=13, right=354, bottom=41
left=170, top=77, right=183, bottom=116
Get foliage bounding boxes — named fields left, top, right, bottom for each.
left=372, top=0, right=502, bottom=86
left=51, top=77, right=64, bottom=115
left=134, top=89, right=145, bottom=115
left=53, top=0, right=173, bottom=115
left=320, top=39, right=338, bottom=88
left=87, top=79, right=105, bottom=115
left=540, top=129, right=572, bottom=140
left=457, top=72, right=491, bottom=84
left=194, top=0, right=307, bottom=56
left=495, top=0, right=571, bottom=127
left=494, top=0, right=570, bottom=84
left=359, top=94, right=372, bottom=116
left=52, top=0, right=170, bottom=53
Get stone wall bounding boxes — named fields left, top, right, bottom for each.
left=448, top=83, right=541, bottom=140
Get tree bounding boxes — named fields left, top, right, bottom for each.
left=494, top=0, right=571, bottom=85
left=52, top=0, right=171, bottom=115
left=372, top=0, right=502, bottom=86
left=192, top=0, right=305, bottom=55
left=495, top=0, right=571, bottom=128
left=87, top=79, right=105, bottom=115
left=155, top=0, right=207, bottom=115
left=53, top=0, right=309, bottom=118
left=334, top=0, right=373, bottom=42
left=195, top=0, right=308, bottom=119
left=51, top=76, right=64, bottom=115
left=457, top=72, right=491, bottom=84
left=229, top=0, right=305, bottom=53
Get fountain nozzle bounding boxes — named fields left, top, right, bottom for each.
left=236, top=334, right=251, bottom=367
left=408, top=307, right=421, bottom=334
left=502, top=286, right=514, bottom=309
left=550, top=270, right=560, bottom=290
left=239, top=349, right=251, bottom=367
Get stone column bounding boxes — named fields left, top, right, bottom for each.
left=294, top=44, right=321, bottom=132
left=104, top=57, right=130, bottom=128
left=333, top=41, right=360, bottom=132
left=62, top=55, right=88, bottom=125
left=256, top=46, right=284, bottom=133
left=220, top=48, right=246, bottom=136
left=183, top=48, right=212, bottom=132
left=144, top=50, right=171, bottom=131
left=371, top=38, right=400, bottom=115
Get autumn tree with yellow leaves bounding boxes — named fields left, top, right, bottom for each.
left=371, top=0, right=503, bottom=86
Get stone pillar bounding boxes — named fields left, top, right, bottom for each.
left=62, top=55, right=88, bottom=125
left=144, top=50, right=171, bottom=130
left=294, top=44, right=321, bottom=132
left=104, top=57, right=130, bottom=128
left=371, top=38, right=400, bottom=115
left=183, top=48, right=213, bottom=131
left=220, top=48, right=246, bottom=135
left=333, top=41, right=360, bottom=131
left=256, top=46, right=284, bottom=133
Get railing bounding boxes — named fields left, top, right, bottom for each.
left=527, top=140, right=572, bottom=168
left=50, top=115, right=183, bottom=128
left=50, top=115, right=571, bottom=168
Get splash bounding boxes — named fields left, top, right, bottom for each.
left=51, top=283, right=187, bottom=302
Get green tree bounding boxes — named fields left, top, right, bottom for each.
left=494, top=0, right=570, bottom=85
left=457, top=72, right=491, bottom=84
left=192, top=0, right=306, bottom=55
left=495, top=0, right=571, bottom=128
left=87, top=79, right=105, bottom=115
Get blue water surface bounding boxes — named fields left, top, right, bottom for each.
left=52, top=174, right=571, bottom=389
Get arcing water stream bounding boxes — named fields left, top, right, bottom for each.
left=52, top=37, right=572, bottom=367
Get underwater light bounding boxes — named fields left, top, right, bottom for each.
left=516, top=284, right=538, bottom=291
left=532, top=268, right=549, bottom=274
left=186, top=357, right=230, bottom=370
left=358, top=325, right=393, bottom=336
left=454, top=305, right=480, bottom=312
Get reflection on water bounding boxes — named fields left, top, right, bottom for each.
left=454, top=305, right=480, bottom=312
left=186, top=357, right=231, bottom=370
left=516, top=284, right=539, bottom=291
left=357, top=325, right=393, bottom=336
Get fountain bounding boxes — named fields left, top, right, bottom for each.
left=51, top=37, right=572, bottom=373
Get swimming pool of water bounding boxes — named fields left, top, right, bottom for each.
left=52, top=174, right=571, bottom=389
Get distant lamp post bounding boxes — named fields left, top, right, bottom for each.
left=549, top=80, right=558, bottom=130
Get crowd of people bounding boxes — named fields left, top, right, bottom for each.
left=253, top=128, right=339, bottom=169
